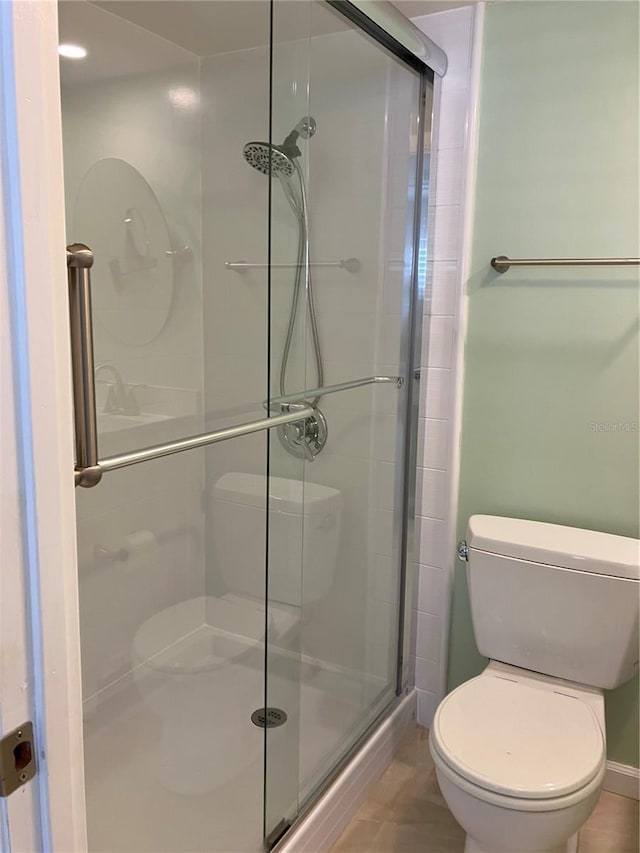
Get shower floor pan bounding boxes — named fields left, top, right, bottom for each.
left=82, top=596, right=382, bottom=852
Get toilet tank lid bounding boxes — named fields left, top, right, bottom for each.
left=213, top=472, right=341, bottom=512
left=467, top=515, right=639, bottom=580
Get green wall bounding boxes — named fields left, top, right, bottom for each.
left=451, top=1, right=639, bottom=768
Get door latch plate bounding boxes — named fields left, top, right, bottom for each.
left=0, top=722, right=37, bottom=797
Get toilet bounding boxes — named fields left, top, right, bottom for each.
left=131, top=474, right=342, bottom=793
left=429, top=515, right=639, bottom=853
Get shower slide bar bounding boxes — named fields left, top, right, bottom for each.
left=267, top=375, right=404, bottom=410
left=225, top=257, right=361, bottom=273
left=68, top=243, right=314, bottom=488
left=491, top=255, right=640, bottom=273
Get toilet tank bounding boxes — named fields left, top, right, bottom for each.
left=211, top=473, right=342, bottom=606
left=466, top=515, right=640, bottom=690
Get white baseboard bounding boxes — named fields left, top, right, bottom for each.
left=603, top=760, right=640, bottom=800
left=275, top=689, right=418, bottom=853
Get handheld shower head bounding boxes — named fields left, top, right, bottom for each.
left=243, top=142, right=295, bottom=178
left=241, top=117, right=325, bottom=459
left=243, top=116, right=317, bottom=176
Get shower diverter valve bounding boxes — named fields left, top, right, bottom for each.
left=278, top=407, right=327, bottom=461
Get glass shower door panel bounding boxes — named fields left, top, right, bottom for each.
left=301, top=16, right=423, bottom=796
left=265, top=0, right=429, bottom=821
left=59, top=2, right=290, bottom=850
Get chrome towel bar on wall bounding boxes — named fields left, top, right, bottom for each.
left=491, top=255, right=640, bottom=273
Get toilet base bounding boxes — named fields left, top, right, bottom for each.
left=464, top=831, right=578, bottom=853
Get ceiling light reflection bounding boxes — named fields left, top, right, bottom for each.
left=58, top=43, right=88, bottom=59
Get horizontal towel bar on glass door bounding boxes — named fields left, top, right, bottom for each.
left=267, top=375, right=404, bottom=410
left=225, top=257, right=361, bottom=273
left=73, top=407, right=316, bottom=487
left=491, top=255, right=640, bottom=274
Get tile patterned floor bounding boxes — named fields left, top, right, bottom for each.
left=331, top=726, right=639, bottom=853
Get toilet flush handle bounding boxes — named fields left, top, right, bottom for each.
left=457, top=540, right=468, bottom=562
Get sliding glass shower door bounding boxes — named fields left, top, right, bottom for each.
left=60, top=0, right=431, bottom=849
left=264, top=2, right=429, bottom=840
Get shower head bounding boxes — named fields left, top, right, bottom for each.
left=243, top=116, right=317, bottom=177
left=243, top=142, right=295, bottom=178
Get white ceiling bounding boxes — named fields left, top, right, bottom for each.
left=80, top=1, right=475, bottom=58
left=91, top=1, right=350, bottom=57
left=59, top=2, right=194, bottom=87
left=58, top=0, right=475, bottom=86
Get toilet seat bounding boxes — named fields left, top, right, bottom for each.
left=430, top=739, right=605, bottom=814
left=430, top=674, right=605, bottom=805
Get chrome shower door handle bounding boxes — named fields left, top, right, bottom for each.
left=67, top=243, right=102, bottom=487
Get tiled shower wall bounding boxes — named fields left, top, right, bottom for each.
left=409, top=4, right=481, bottom=725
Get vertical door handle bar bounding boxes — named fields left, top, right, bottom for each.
left=67, top=243, right=102, bottom=487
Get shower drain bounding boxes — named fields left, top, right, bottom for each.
left=251, top=707, right=288, bottom=728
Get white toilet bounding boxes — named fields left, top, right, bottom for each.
left=131, top=474, right=342, bottom=793
left=429, top=515, right=639, bottom=853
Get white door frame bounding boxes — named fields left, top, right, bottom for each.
left=1, top=1, right=87, bottom=849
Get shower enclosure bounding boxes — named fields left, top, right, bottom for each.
left=58, top=1, right=437, bottom=849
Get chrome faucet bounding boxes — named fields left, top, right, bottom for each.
left=94, top=363, right=140, bottom=415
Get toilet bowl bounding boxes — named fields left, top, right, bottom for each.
left=426, top=515, right=639, bottom=853
left=429, top=664, right=606, bottom=853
